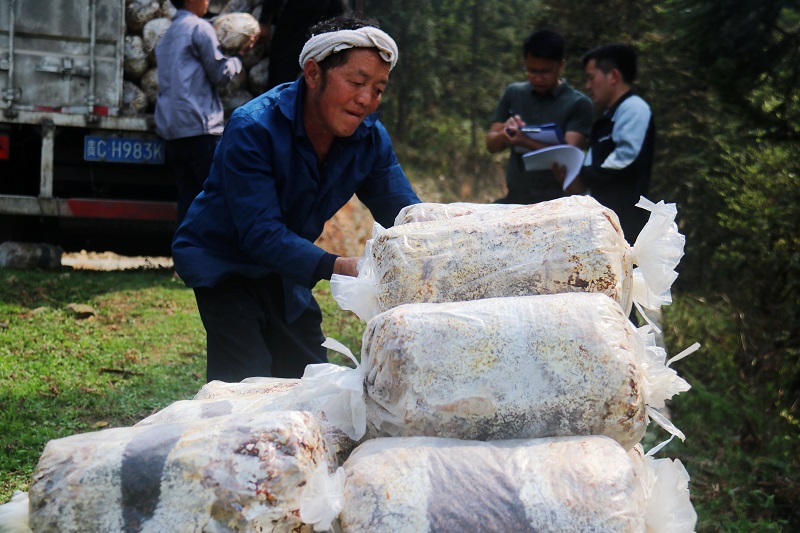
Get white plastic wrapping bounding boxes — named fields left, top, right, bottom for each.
left=28, top=411, right=336, bottom=532
left=629, top=445, right=698, bottom=533
left=121, top=80, right=148, bottom=115
left=294, top=338, right=367, bottom=443
left=332, top=195, right=685, bottom=322
left=213, top=12, right=260, bottom=56
left=303, top=436, right=698, bottom=533
left=299, top=293, right=694, bottom=449
left=364, top=293, right=691, bottom=448
left=126, top=0, right=161, bottom=33
left=142, top=17, right=171, bottom=61
left=337, top=435, right=648, bottom=532
left=0, top=491, right=31, bottom=533
left=392, top=201, right=518, bottom=225
left=123, top=35, right=148, bottom=80
left=136, top=376, right=357, bottom=464
left=299, top=464, right=346, bottom=532
left=194, top=376, right=303, bottom=400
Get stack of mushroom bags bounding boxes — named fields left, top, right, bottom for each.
left=304, top=194, right=700, bottom=532
left=18, top=196, right=699, bottom=532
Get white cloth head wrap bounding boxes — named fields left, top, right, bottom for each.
left=298, top=27, right=398, bottom=70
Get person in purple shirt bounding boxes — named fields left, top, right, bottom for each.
left=155, top=0, right=257, bottom=228
left=172, top=15, right=420, bottom=383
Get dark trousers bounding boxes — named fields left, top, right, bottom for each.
left=166, top=135, right=219, bottom=226
left=194, top=274, right=328, bottom=383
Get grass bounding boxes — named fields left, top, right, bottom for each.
left=660, top=294, right=800, bottom=531
left=1, top=267, right=798, bottom=531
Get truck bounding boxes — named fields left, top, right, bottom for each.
left=0, top=0, right=177, bottom=255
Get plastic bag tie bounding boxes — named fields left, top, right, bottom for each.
left=639, top=453, right=698, bottom=532
left=294, top=338, right=367, bottom=440
left=630, top=196, right=686, bottom=310
left=299, top=463, right=346, bottom=532
left=0, top=490, right=31, bottom=533
left=330, top=223, right=383, bottom=322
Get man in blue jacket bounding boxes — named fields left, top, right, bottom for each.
left=172, top=16, right=420, bottom=382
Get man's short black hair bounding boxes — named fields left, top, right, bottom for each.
left=522, top=29, right=565, bottom=61
left=169, top=0, right=184, bottom=9
left=308, top=15, right=382, bottom=72
left=582, top=43, right=638, bottom=84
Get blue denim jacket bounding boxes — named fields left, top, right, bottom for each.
left=172, top=78, right=420, bottom=321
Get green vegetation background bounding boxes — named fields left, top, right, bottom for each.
left=2, top=0, right=799, bottom=530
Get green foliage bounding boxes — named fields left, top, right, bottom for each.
left=365, top=0, right=539, bottom=191
left=664, top=0, right=800, bottom=137
left=662, top=295, right=800, bottom=528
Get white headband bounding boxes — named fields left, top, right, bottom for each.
left=298, top=27, right=399, bottom=71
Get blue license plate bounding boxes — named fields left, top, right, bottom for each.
left=84, top=136, right=165, bottom=164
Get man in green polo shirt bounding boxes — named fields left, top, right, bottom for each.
left=485, top=29, right=594, bottom=204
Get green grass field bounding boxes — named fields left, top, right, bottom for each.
left=1, top=266, right=797, bottom=530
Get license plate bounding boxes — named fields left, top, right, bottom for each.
left=84, top=136, right=165, bottom=165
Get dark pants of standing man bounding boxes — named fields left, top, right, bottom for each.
left=194, top=273, right=328, bottom=383
left=166, top=135, right=220, bottom=226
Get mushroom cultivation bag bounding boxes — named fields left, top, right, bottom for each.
left=296, top=293, right=697, bottom=450
left=135, top=376, right=357, bottom=465
left=331, top=195, right=685, bottom=322
left=362, top=292, right=692, bottom=449
left=27, top=411, right=337, bottom=533
left=213, top=12, right=260, bottom=56
left=302, top=435, right=697, bottom=533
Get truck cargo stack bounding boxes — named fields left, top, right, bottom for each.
left=0, top=0, right=267, bottom=255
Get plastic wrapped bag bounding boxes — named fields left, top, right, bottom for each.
left=628, top=445, right=698, bottom=532
left=28, top=411, right=336, bottom=532
left=302, top=435, right=696, bottom=533
left=194, top=375, right=303, bottom=400
left=363, top=292, right=692, bottom=448
left=213, top=12, right=260, bottom=56
left=297, top=294, right=695, bottom=450
left=136, top=376, right=357, bottom=464
left=331, top=195, right=684, bottom=322
left=301, top=293, right=696, bottom=450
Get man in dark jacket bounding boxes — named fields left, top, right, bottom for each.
left=565, top=43, right=655, bottom=244
left=172, top=16, right=420, bottom=382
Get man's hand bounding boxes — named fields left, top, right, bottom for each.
left=333, top=256, right=360, bottom=277
left=502, top=114, right=526, bottom=147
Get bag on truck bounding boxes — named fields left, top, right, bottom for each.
left=331, top=195, right=685, bottom=322
left=213, top=12, right=260, bottom=55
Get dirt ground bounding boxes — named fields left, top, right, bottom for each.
left=61, top=251, right=174, bottom=270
